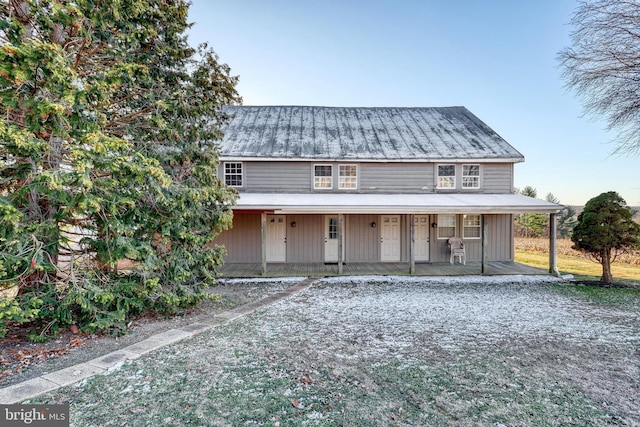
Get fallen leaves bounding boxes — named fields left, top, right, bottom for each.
left=298, top=371, right=313, bottom=386
left=288, top=369, right=338, bottom=418
left=0, top=334, right=88, bottom=383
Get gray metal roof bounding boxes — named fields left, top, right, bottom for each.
left=219, top=106, right=524, bottom=162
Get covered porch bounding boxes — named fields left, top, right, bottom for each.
left=227, top=192, right=563, bottom=277
left=217, top=260, right=549, bottom=278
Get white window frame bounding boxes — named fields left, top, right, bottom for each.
left=224, top=162, right=243, bottom=187
left=437, top=164, right=456, bottom=189
left=314, top=164, right=333, bottom=189
left=338, top=164, right=358, bottom=189
left=437, top=214, right=456, bottom=239
left=462, top=164, right=480, bottom=189
left=463, top=214, right=481, bottom=239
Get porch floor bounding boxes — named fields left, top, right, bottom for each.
left=217, top=261, right=550, bottom=278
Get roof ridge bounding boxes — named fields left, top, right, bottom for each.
left=224, top=105, right=468, bottom=110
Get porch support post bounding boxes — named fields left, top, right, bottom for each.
left=338, top=214, right=344, bottom=275
left=261, top=212, right=267, bottom=276
left=481, top=214, right=488, bottom=274
left=549, top=212, right=560, bottom=276
left=410, top=214, right=415, bottom=274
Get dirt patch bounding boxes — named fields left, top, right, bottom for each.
left=0, top=278, right=300, bottom=388
left=573, top=279, right=638, bottom=289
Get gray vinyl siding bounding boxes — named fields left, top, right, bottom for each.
left=433, top=228, right=452, bottom=262
left=462, top=214, right=512, bottom=262
left=359, top=164, right=432, bottom=193
left=213, top=213, right=262, bottom=263
left=214, top=212, right=514, bottom=264
left=482, top=163, right=514, bottom=193
left=345, top=214, right=380, bottom=262
left=286, top=214, right=323, bottom=262
left=221, top=161, right=514, bottom=194
left=484, top=214, right=514, bottom=261
left=402, top=215, right=411, bottom=262
left=247, top=162, right=310, bottom=192
left=360, top=162, right=513, bottom=193
left=430, top=214, right=513, bottom=262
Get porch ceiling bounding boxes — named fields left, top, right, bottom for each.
left=232, top=193, right=562, bottom=214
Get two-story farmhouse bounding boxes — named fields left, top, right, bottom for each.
left=213, top=106, right=561, bottom=275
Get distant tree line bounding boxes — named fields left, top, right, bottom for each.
left=514, top=186, right=576, bottom=238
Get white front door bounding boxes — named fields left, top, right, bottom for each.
left=381, top=215, right=401, bottom=262
left=266, top=215, right=286, bottom=262
left=324, top=216, right=340, bottom=262
left=414, top=215, right=430, bottom=261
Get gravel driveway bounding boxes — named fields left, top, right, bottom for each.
left=31, top=276, right=640, bottom=426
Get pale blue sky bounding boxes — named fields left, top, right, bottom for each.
left=187, top=0, right=639, bottom=206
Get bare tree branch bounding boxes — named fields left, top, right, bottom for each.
left=559, top=0, right=640, bottom=156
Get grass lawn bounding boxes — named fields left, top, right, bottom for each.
left=29, top=277, right=640, bottom=426
left=515, top=250, right=640, bottom=281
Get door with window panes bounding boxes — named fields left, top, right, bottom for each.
left=324, top=216, right=341, bottom=262
left=266, top=215, right=286, bottom=262
left=381, top=215, right=401, bottom=261
left=414, top=215, right=430, bottom=261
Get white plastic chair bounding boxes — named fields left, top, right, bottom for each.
left=448, top=237, right=466, bottom=265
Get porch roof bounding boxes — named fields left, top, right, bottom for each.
left=232, top=193, right=562, bottom=214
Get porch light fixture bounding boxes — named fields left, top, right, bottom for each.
left=371, top=221, right=377, bottom=228
left=431, top=222, right=438, bottom=228
left=291, top=221, right=297, bottom=228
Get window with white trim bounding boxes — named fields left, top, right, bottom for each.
left=463, top=214, right=481, bottom=238
left=224, top=162, right=243, bottom=187
left=462, top=164, right=480, bottom=189
left=437, top=214, right=456, bottom=239
left=314, top=164, right=333, bottom=189
left=437, top=164, right=455, bottom=189
left=339, top=164, right=357, bottom=189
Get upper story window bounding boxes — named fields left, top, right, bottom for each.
left=463, top=214, right=481, bottom=238
left=339, top=164, right=357, bottom=189
left=224, top=162, right=243, bottom=187
left=314, top=164, right=333, bottom=189
left=437, top=164, right=456, bottom=189
left=463, top=164, right=480, bottom=189
left=437, top=214, right=456, bottom=239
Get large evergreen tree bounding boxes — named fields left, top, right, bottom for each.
left=0, top=0, right=240, bottom=336
left=571, top=191, right=640, bottom=283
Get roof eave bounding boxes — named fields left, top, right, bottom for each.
left=220, top=156, right=525, bottom=164
left=231, top=193, right=562, bottom=215
left=233, top=206, right=559, bottom=214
